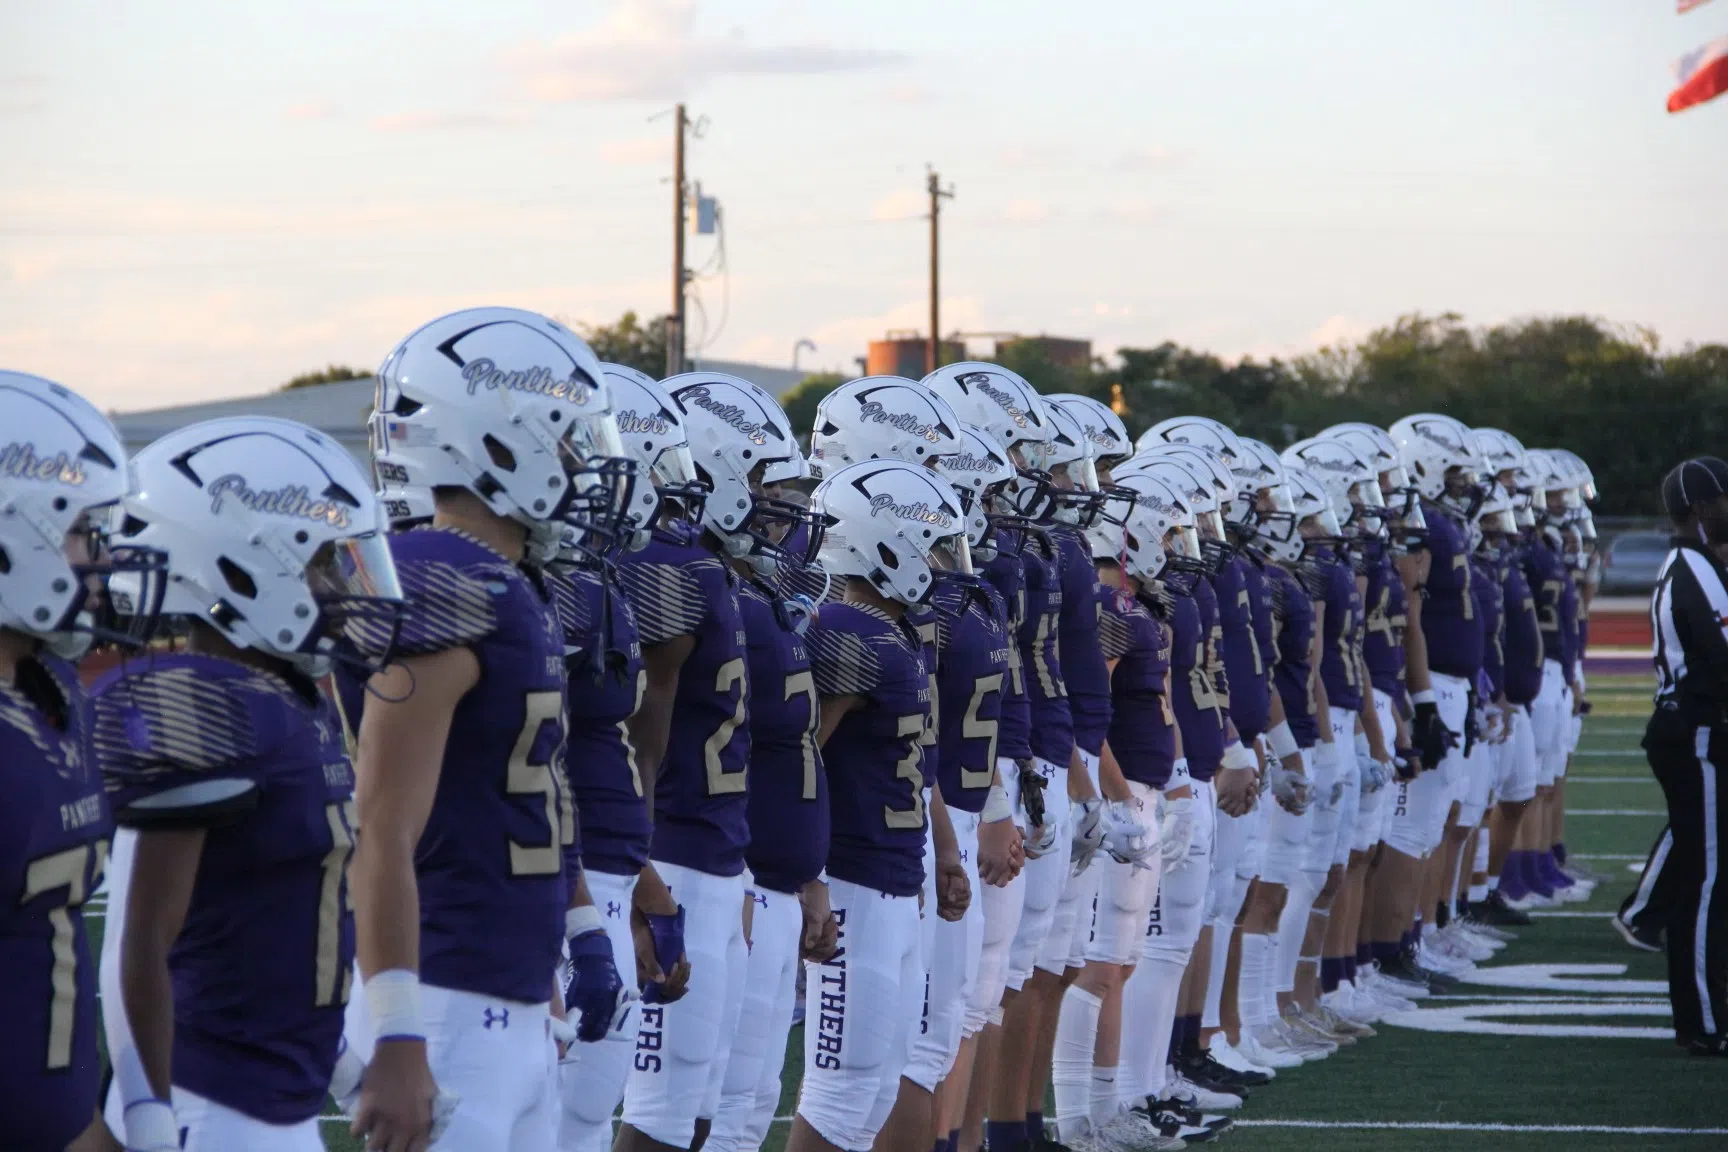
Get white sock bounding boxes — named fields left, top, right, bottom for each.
left=1089, top=1063, right=1120, bottom=1130
left=1122, top=951, right=1183, bottom=1104
left=1201, top=917, right=1233, bottom=1029
left=1239, top=932, right=1275, bottom=1033
left=1052, top=985, right=1102, bottom=1138
left=1275, top=882, right=1316, bottom=996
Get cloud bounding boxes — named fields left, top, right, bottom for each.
left=1001, top=199, right=1052, bottom=224
left=0, top=98, right=46, bottom=117
left=997, top=143, right=1073, bottom=170
left=7, top=251, right=63, bottom=285
left=1308, top=313, right=1370, bottom=349
left=506, top=0, right=907, bottom=103
left=0, top=75, right=49, bottom=117
left=285, top=101, right=336, bottom=121
left=1099, top=199, right=1164, bottom=223
left=599, top=135, right=669, bottom=166
left=369, top=109, right=531, bottom=133
left=1114, top=145, right=1181, bottom=171
left=871, top=189, right=924, bottom=222
left=881, top=82, right=934, bottom=105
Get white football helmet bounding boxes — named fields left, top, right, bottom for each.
left=119, top=417, right=403, bottom=677
left=935, top=423, right=1016, bottom=559
left=1237, top=437, right=1304, bottom=563
left=0, top=371, right=165, bottom=658
left=1389, top=413, right=1485, bottom=516
left=371, top=307, right=632, bottom=562
left=604, top=363, right=708, bottom=540
left=1282, top=436, right=1385, bottom=534
left=1473, top=483, right=1517, bottom=556
left=1138, top=416, right=1246, bottom=467
left=1137, top=441, right=1251, bottom=540
left=665, top=372, right=825, bottom=574
left=1046, top=394, right=1131, bottom=470
left=1320, top=421, right=1425, bottom=535
left=812, top=459, right=971, bottom=606
left=920, top=362, right=1051, bottom=456
left=1085, top=470, right=1200, bottom=582
left=1027, top=398, right=1103, bottom=524
left=810, top=376, right=964, bottom=475
left=1113, top=453, right=1225, bottom=570
left=1283, top=463, right=1343, bottom=547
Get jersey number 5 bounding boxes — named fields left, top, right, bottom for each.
left=508, top=690, right=573, bottom=876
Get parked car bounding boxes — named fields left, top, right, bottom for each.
left=1600, top=531, right=1670, bottom=595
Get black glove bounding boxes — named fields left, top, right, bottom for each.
left=1018, top=761, right=1048, bottom=828
left=1393, top=746, right=1420, bottom=781
left=1462, top=691, right=1480, bottom=757
left=1411, top=700, right=1455, bottom=770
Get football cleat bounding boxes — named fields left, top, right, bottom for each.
left=1084, top=1110, right=1188, bottom=1151
left=1612, top=914, right=1664, bottom=953
left=1139, top=1096, right=1232, bottom=1145
left=1179, top=1045, right=1271, bottom=1088
left=1207, top=1034, right=1276, bottom=1078
left=1475, top=889, right=1533, bottom=925
left=1166, top=1069, right=1244, bottom=1111
left=1291, top=1005, right=1352, bottom=1048
left=1235, top=1029, right=1303, bottom=1070
left=1316, top=1000, right=1376, bottom=1039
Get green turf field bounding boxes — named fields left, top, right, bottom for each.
left=87, top=675, right=1728, bottom=1150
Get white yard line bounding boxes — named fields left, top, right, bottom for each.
left=1231, top=1121, right=1728, bottom=1136
left=1565, top=809, right=1664, bottom=816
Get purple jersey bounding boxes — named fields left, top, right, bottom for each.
left=95, top=655, right=354, bottom=1124
left=739, top=580, right=827, bottom=896
left=808, top=602, right=931, bottom=897
left=1054, top=526, right=1112, bottom=759
left=1420, top=505, right=1484, bottom=680
left=1164, top=576, right=1227, bottom=775
left=930, top=579, right=1012, bottom=813
left=1214, top=555, right=1271, bottom=741
left=339, top=527, right=571, bottom=1005
left=1524, top=541, right=1576, bottom=671
left=616, top=530, right=751, bottom=877
left=1472, top=559, right=1506, bottom=697
left=0, top=656, right=107, bottom=1150
left=1100, top=588, right=1176, bottom=787
left=1016, top=533, right=1073, bottom=766
left=1363, top=556, right=1408, bottom=703
left=1559, top=569, right=1581, bottom=674
left=1269, top=565, right=1321, bottom=747
left=980, top=548, right=1031, bottom=762
left=1318, top=558, right=1366, bottom=713
left=1189, top=574, right=1229, bottom=781
left=1500, top=555, right=1543, bottom=705
left=549, top=566, right=649, bottom=879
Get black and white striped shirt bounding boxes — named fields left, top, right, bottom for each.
left=1651, top=538, right=1728, bottom=722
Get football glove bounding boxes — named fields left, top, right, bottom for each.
left=1411, top=697, right=1456, bottom=768
left=1360, top=756, right=1390, bottom=795
left=1159, top=795, right=1197, bottom=868
left=1018, top=761, right=1049, bottom=828
left=565, top=912, right=633, bottom=1042
left=637, top=906, right=687, bottom=1006
left=1025, top=817, right=1060, bottom=859
left=1269, top=759, right=1312, bottom=814
left=1101, top=800, right=1156, bottom=867
left=1071, top=798, right=1106, bottom=873
left=327, top=1037, right=461, bottom=1145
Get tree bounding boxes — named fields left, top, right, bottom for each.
left=779, top=372, right=844, bottom=452
left=280, top=364, right=370, bottom=391
left=579, top=311, right=671, bottom=378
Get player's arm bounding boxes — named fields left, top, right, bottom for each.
left=1360, top=689, right=1389, bottom=762
left=817, top=694, right=864, bottom=746
left=628, top=633, right=696, bottom=824
left=1401, top=561, right=1434, bottom=696
left=349, top=647, right=475, bottom=1152
left=1097, top=740, right=1133, bottom=802
left=930, top=783, right=970, bottom=921
left=117, top=827, right=205, bottom=1115
left=1309, top=604, right=1333, bottom=738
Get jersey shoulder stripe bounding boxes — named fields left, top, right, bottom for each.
left=616, top=558, right=709, bottom=645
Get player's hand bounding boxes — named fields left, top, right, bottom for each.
left=1100, top=800, right=1156, bottom=866
left=799, top=880, right=839, bottom=962
left=1070, top=798, right=1106, bottom=873
left=741, top=889, right=755, bottom=950
left=631, top=903, right=691, bottom=1005
left=352, top=1038, right=438, bottom=1152
left=1269, top=759, right=1311, bottom=815
left=566, top=927, right=634, bottom=1043
left=1024, top=819, right=1059, bottom=859
left=1360, top=756, right=1390, bottom=795
left=63, top=1109, right=121, bottom=1152
left=977, top=815, right=1023, bottom=886
left=1412, top=700, right=1456, bottom=768
left=1393, top=746, right=1421, bottom=781
left=1213, top=765, right=1256, bottom=817
left=936, top=851, right=970, bottom=921
left=1159, top=795, right=1196, bottom=868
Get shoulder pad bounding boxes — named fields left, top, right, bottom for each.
left=545, top=567, right=595, bottom=641
left=1098, top=598, right=1145, bottom=662
left=808, top=610, right=886, bottom=699
left=616, top=558, right=708, bottom=646
left=372, top=553, right=502, bottom=657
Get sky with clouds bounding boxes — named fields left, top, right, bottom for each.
left=3, top=0, right=1725, bottom=411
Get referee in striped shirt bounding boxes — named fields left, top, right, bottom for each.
left=1647, top=456, right=1728, bottom=1054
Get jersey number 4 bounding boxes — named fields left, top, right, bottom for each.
left=20, top=839, right=108, bottom=1070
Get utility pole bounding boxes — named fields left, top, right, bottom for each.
left=926, top=166, right=955, bottom=374
left=669, top=103, right=688, bottom=377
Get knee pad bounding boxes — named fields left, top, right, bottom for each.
left=1143, top=858, right=1208, bottom=964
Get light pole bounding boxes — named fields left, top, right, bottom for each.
left=793, top=339, right=816, bottom=371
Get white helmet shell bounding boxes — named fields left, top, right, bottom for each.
left=1085, top=470, right=1199, bottom=581
left=935, top=422, right=1016, bottom=554
left=1046, top=394, right=1131, bottom=468
left=1282, top=436, right=1384, bottom=530
left=1283, top=463, right=1342, bottom=543
left=812, top=459, right=971, bottom=606
left=665, top=372, right=799, bottom=536
left=919, top=362, right=1050, bottom=455
left=1389, top=413, right=1484, bottom=508
left=811, top=377, right=964, bottom=476
left=604, top=364, right=706, bottom=535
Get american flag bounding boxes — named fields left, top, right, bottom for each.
left=1679, top=0, right=1716, bottom=13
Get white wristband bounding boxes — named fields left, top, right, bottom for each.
left=1221, top=741, right=1256, bottom=772
left=124, top=1098, right=178, bottom=1151
left=1266, top=720, right=1299, bottom=761
left=1171, top=757, right=1191, bottom=781
left=365, top=968, right=425, bottom=1042
left=1412, top=689, right=1436, bottom=705
left=566, top=904, right=604, bottom=939
left=982, top=782, right=1014, bottom=823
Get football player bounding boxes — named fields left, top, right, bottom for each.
left=786, top=460, right=964, bottom=1152
left=606, top=367, right=753, bottom=1152
left=95, top=417, right=400, bottom=1151
left=0, top=372, right=153, bottom=1151
left=338, top=307, right=632, bottom=1152
left=666, top=373, right=836, bottom=1152
left=1379, top=414, right=1487, bottom=988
